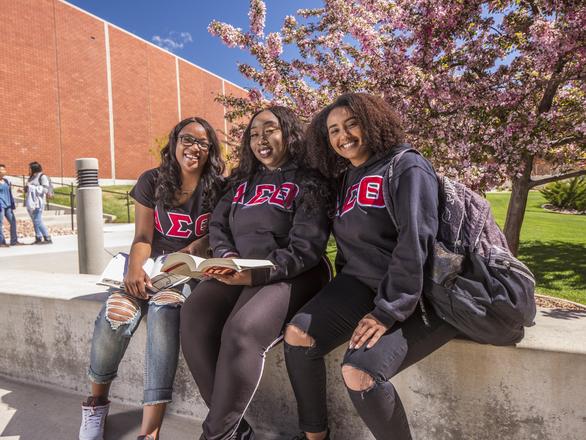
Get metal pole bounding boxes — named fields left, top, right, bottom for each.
left=70, top=183, right=74, bottom=231
left=76, top=158, right=105, bottom=274
left=126, top=191, right=130, bottom=223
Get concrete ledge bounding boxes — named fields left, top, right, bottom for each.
left=1, top=269, right=585, bottom=439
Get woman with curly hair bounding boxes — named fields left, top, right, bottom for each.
left=180, top=106, right=333, bottom=440
left=79, top=117, right=225, bottom=440
left=283, top=93, right=459, bottom=440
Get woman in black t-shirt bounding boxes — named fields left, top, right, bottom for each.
left=79, top=117, right=224, bottom=440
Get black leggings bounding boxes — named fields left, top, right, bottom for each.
left=180, top=260, right=331, bottom=440
left=285, top=273, right=458, bottom=439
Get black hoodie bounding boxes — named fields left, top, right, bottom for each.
left=210, top=161, right=330, bottom=286
left=333, top=149, right=438, bottom=327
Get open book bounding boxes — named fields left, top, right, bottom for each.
left=97, top=253, right=189, bottom=293
left=160, top=253, right=275, bottom=278
left=97, top=252, right=275, bottom=293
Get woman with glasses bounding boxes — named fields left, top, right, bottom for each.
left=180, top=107, right=333, bottom=440
left=79, top=117, right=225, bottom=440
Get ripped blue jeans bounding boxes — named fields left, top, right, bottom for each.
left=88, top=287, right=190, bottom=404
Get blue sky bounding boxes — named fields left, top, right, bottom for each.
left=66, top=0, right=320, bottom=88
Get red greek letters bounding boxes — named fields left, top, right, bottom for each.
left=167, top=212, right=193, bottom=238
left=232, top=182, right=299, bottom=209
left=338, top=175, right=385, bottom=216
left=194, top=213, right=210, bottom=237
left=232, top=182, right=247, bottom=204
left=153, top=211, right=209, bottom=239
left=357, top=176, right=385, bottom=207
left=269, top=182, right=299, bottom=208
left=154, top=206, right=164, bottom=234
left=247, top=184, right=276, bottom=206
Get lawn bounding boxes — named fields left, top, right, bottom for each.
left=486, top=192, right=585, bottom=304
left=52, top=185, right=135, bottom=223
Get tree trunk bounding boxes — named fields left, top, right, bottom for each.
left=503, top=155, right=534, bottom=256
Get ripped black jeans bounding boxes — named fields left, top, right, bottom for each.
left=284, top=273, right=458, bottom=439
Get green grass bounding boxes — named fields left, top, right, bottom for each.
left=53, top=185, right=135, bottom=224
left=486, top=192, right=585, bottom=304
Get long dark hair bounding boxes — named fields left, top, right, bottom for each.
left=229, top=106, right=334, bottom=215
left=29, top=161, right=42, bottom=177
left=156, top=117, right=225, bottom=211
left=306, top=93, right=406, bottom=179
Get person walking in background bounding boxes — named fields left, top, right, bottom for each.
left=0, top=164, right=20, bottom=247
left=25, top=161, right=52, bottom=244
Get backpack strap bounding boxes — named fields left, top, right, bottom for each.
left=382, top=147, right=421, bottom=230
left=381, top=147, right=431, bottom=327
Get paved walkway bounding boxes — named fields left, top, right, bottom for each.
left=0, top=224, right=134, bottom=274
left=0, top=375, right=201, bottom=440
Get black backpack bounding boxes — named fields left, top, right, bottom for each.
left=382, top=149, right=536, bottom=346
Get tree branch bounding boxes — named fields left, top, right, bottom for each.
left=549, top=136, right=585, bottom=148
left=529, top=168, right=586, bottom=188
left=537, top=57, right=567, bottom=114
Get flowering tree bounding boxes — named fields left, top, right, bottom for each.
left=210, top=0, right=586, bottom=254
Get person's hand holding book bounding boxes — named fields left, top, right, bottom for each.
left=124, top=266, right=153, bottom=299
left=205, top=268, right=252, bottom=286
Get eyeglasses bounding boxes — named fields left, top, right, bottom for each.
left=178, top=135, right=211, bottom=151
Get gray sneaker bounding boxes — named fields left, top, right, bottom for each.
left=79, top=398, right=109, bottom=440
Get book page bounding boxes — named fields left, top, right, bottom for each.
left=161, top=253, right=206, bottom=273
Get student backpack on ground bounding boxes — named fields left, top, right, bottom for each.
left=382, top=148, right=537, bottom=346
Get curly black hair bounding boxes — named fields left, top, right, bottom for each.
left=305, top=93, right=406, bottom=179
left=229, top=106, right=334, bottom=215
left=156, top=117, right=225, bottom=212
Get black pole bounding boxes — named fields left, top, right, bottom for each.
left=70, top=183, right=75, bottom=231
left=22, top=175, right=26, bottom=204
left=126, top=191, right=130, bottom=223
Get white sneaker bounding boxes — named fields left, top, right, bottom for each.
left=79, top=398, right=109, bottom=440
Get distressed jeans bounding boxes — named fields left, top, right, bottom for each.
left=0, top=206, right=17, bottom=245
left=88, top=288, right=189, bottom=404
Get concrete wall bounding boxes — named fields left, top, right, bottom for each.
left=0, top=0, right=246, bottom=180
left=1, top=270, right=585, bottom=439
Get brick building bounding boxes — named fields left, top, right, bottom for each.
left=0, top=0, right=245, bottom=181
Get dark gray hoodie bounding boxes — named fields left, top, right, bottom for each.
left=333, top=148, right=438, bottom=327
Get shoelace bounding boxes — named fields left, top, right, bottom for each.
left=82, top=406, right=107, bottom=429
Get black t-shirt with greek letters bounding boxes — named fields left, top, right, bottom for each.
left=129, top=168, right=210, bottom=258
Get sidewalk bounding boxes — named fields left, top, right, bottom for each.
left=0, top=224, right=134, bottom=274
left=0, top=375, right=201, bottom=440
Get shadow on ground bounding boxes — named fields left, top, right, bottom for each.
left=540, top=308, right=586, bottom=320
left=518, top=241, right=586, bottom=295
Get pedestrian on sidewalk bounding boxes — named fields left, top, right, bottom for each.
left=0, top=164, right=21, bottom=247
left=25, top=161, right=52, bottom=244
